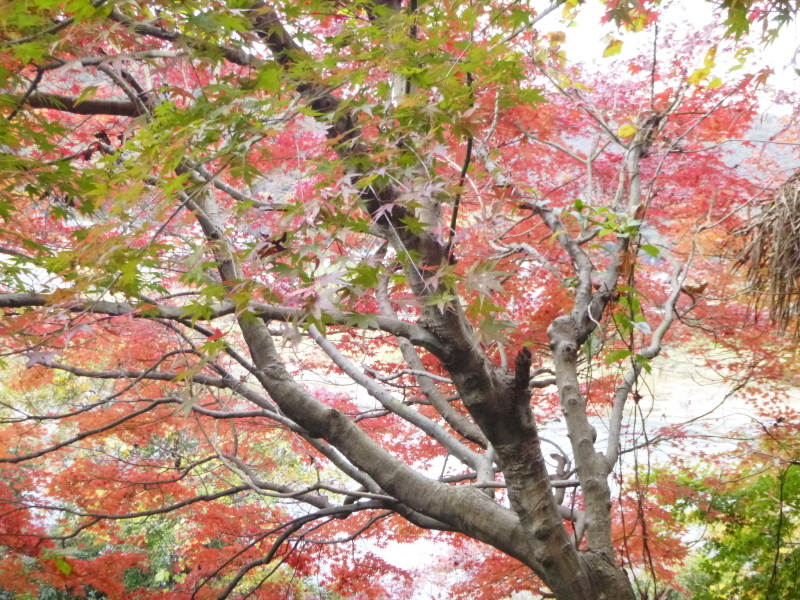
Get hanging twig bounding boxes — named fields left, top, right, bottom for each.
left=7, top=66, right=43, bottom=121
left=448, top=72, right=474, bottom=255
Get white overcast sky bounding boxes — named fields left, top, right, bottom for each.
left=554, top=0, right=800, bottom=108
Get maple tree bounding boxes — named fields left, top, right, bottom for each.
left=0, top=0, right=798, bottom=599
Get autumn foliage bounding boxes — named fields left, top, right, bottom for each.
left=0, top=0, right=798, bottom=599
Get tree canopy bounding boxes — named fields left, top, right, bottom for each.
left=0, top=1, right=798, bottom=599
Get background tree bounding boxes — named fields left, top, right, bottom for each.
left=0, top=0, right=797, bottom=599
left=648, top=434, right=800, bottom=600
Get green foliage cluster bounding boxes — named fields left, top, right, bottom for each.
left=606, top=0, right=799, bottom=41
left=661, top=451, right=800, bottom=599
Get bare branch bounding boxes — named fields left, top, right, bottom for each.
left=497, top=0, right=565, bottom=46
left=42, top=361, right=302, bottom=428
left=605, top=262, right=684, bottom=470
left=214, top=502, right=386, bottom=600
left=4, top=485, right=251, bottom=520
left=222, top=453, right=396, bottom=503
left=39, top=51, right=184, bottom=71
left=107, top=8, right=257, bottom=67
left=519, top=129, right=588, bottom=165
left=0, top=398, right=174, bottom=464
left=2, top=0, right=106, bottom=45
left=364, top=367, right=453, bottom=384
left=307, top=324, right=482, bottom=471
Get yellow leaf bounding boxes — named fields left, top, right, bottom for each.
left=154, top=569, right=169, bottom=583
left=630, top=12, right=647, bottom=32
left=704, top=45, right=718, bottom=69
left=688, top=67, right=710, bottom=85
left=617, top=124, right=637, bottom=138
left=603, top=38, right=623, bottom=58
left=707, top=77, right=723, bottom=89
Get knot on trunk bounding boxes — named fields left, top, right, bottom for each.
left=513, top=347, right=532, bottom=392
left=547, top=315, right=580, bottom=353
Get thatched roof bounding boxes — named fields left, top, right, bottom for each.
left=739, top=169, right=800, bottom=333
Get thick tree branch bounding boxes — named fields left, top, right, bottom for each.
left=39, top=50, right=184, bottom=71
left=22, top=92, right=143, bottom=116
left=538, top=114, right=665, bottom=560
left=474, top=136, right=624, bottom=591
left=0, top=293, right=440, bottom=351
left=375, top=275, right=488, bottom=446
left=180, top=172, right=541, bottom=575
